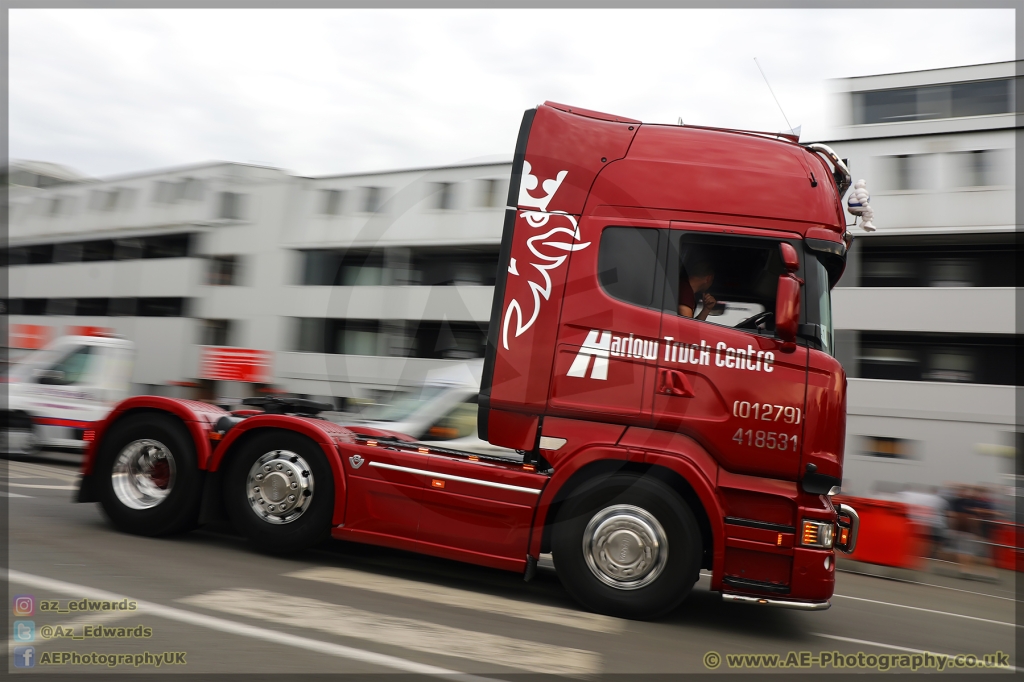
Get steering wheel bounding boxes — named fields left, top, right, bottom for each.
left=735, top=311, right=774, bottom=332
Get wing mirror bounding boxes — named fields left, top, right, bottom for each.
left=775, top=243, right=801, bottom=351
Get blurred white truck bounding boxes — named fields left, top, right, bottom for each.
left=3, top=335, right=135, bottom=454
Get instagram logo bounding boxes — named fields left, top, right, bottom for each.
left=13, top=595, right=34, bottom=617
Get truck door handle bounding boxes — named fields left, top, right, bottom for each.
left=657, top=368, right=694, bottom=397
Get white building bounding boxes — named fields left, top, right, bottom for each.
left=824, top=60, right=1017, bottom=494
left=5, top=60, right=1017, bottom=493
left=6, top=160, right=509, bottom=405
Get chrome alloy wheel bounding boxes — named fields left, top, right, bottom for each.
left=582, top=504, right=669, bottom=590
left=246, top=450, right=314, bottom=525
left=111, top=439, right=177, bottom=510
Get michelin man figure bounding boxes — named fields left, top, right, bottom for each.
left=846, top=179, right=876, bottom=232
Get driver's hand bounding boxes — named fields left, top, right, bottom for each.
left=702, top=293, right=717, bottom=310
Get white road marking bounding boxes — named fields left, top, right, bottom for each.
left=181, top=587, right=600, bottom=676
left=6, top=483, right=78, bottom=490
left=811, top=632, right=1018, bottom=671
left=0, top=491, right=32, bottom=498
left=287, top=566, right=623, bottom=633
left=7, top=569, right=483, bottom=679
left=836, top=568, right=1018, bottom=602
left=833, top=593, right=1018, bottom=628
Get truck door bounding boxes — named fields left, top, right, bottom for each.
left=548, top=218, right=667, bottom=424
left=653, top=225, right=808, bottom=480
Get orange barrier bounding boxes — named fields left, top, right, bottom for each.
left=835, top=496, right=1024, bottom=572
left=832, top=496, right=923, bottom=569
left=990, top=522, right=1023, bottom=572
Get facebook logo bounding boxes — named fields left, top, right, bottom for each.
left=13, top=646, right=35, bottom=668
left=13, top=620, right=35, bottom=642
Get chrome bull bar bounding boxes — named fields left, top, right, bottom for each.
left=835, top=503, right=860, bottom=554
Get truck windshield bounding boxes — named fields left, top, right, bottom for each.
left=810, top=257, right=834, bottom=355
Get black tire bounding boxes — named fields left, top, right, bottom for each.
left=96, top=412, right=202, bottom=536
left=224, top=430, right=334, bottom=555
left=551, top=473, right=702, bottom=620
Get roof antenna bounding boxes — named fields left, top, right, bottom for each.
left=753, top=57, right=794, bottom=134
left=677, top=116, right=684, bottom=125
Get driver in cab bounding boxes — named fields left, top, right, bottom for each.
left=678, top=259, right=717, bottom=320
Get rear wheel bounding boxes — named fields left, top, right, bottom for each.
left=551, top=473, right=702, bottom=620
left=97, top=412, right=202, bottom=536
left=224, top=430, right=334, bottom=555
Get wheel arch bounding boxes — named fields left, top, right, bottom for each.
left=535, top=457, right=716, bottom=570
left=208, top=417, right=348, bottom=527
left=78, top=403, right=214, bottom=504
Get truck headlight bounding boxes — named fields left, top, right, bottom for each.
left=801, top=519, right=834, bottom=548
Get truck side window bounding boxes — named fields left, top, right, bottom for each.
left=597, top=227, right=661, bottom=309
left=668, top=232, right=792, bottom=332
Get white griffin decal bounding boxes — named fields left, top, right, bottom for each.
left=502, top=160, right=591, bottom=350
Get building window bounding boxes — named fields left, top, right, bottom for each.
left=82, top=240, right=116, bottom=262
left=954, top=149, right=1001, bottom=187
left=143, top=234, right=191, bottom=259
left=857, top=332, right=1016, bottom=385
left=155, top=178, right=204, bottom=203
left=200, top=319, right=234, bottom=346
left=207, top=255, right=240, bottom=285
left=853, top=79, right=1012, bottom=124
left=136, top=298, right=188, bottom=317
left=109, top=298, right=137, bottom=316
left=478, top=178, right=503, bottom=208
left=114, top=238, right=144, bottom=260
left=76, top=298, right=110, bottom=316
left=295, top=318, right=326, bottom=353
left=52, top=242, right=83, bottom=264
left=861, top=436, right=914, bottom=459
left=362, top=186, right=383, bottom=213
left=47, top=298, right=77, bottom=316
left=859, top=237, right=1017, bottom=287
left=434, top=182, right=455, bottom=210
left=218, top=192, right=246, bottom=220
left=886, top=154, right=930, bottom=191
left=320, top=189, right=344, bottom=215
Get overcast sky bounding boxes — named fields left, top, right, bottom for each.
left=10, top=8, right=1015, bottom=179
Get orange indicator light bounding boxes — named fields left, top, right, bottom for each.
left=367, top=440, right=377, bottom=447
left=802, top=522, right=819, bottom=546
left=431, top=479, right=445, bottom=489
left=418, top=447, right=430, bottom=454
left=777, top=533, right=783, bottom=546
left=523, top=464, right=536, bottom=472
left=209, top=431, right=222, bottom=441
left=83, top=429, right=95, bottom=442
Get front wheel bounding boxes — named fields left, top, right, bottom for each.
left=551, top=474, right=702, bottom=620
left=224, top=430, right=334, bottom=555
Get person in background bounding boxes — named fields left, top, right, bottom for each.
left=678, top=259, right=717, bottom=320
left=962, top=485, right=1000, bottom=582
left=898, top=485, right=949, bottom=561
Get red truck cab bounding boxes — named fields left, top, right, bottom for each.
left=77, top=102, right=859, bottom=620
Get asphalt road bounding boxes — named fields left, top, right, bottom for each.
left=5, top=455, right=1018, bottom=676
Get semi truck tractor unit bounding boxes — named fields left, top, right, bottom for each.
left=77, top=102, right=860, bottom=619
